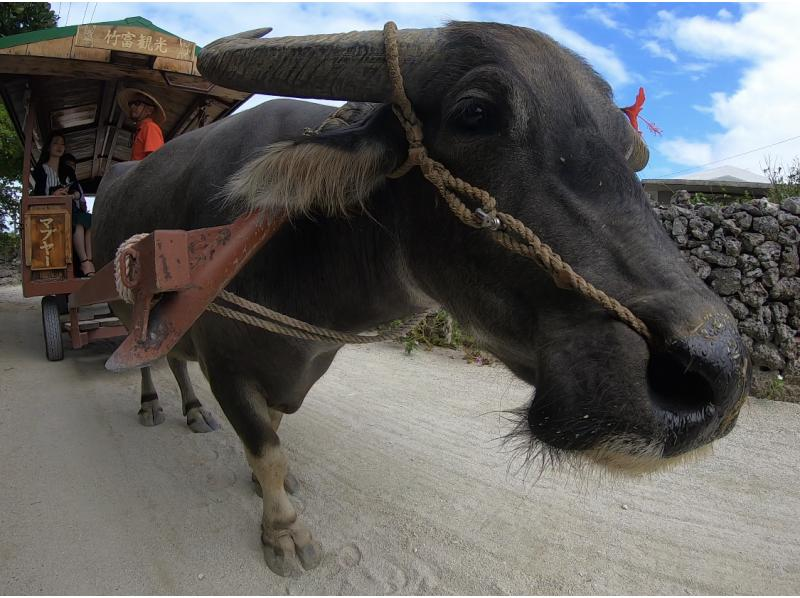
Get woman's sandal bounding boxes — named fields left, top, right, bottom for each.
left=80, top=259, right=95, bottom=277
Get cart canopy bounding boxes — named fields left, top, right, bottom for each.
left=0, top=16, right=252, bottom=193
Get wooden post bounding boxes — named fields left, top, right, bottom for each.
left=19, top=89, right=34, bottom=273
left=20, top=89, right=34, bottom=204
left=91, top=80, right=118, bottom=179
left=103, top=109, right=125, bottom=176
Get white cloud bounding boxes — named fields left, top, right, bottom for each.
left=642, top=40, right=677, bottom=63
left=652, top=90, right=674, bottom=101
left=656, top=4, right=799, bottom=61
left=681, top=62, right=712, bottom=73
left=659, top=138, right=713, bottom=167
left=653, top=4, right=800, bottom=174
left=585, top=6, right=620, bottom=29
left=690, top=103, right=714, bottom=115
left=583, top=6, right=634, bottom=38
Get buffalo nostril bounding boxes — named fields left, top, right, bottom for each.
left=646, top=351, right=716, bottom=416
left=646, top=314, right=747, bottom=423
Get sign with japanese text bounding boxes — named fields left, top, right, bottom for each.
left=26, top=211, right=69, bottom=271
left=75, top=25, right=195, bottom=62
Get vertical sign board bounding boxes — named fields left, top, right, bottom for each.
left=25, top=208, right=70, bottom=271
left=75, top=24, right=196, bottom=62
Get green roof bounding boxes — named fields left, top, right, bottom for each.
left=0, top=16, right=201, bottom=56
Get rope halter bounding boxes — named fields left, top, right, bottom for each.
left=381, top=21, right=652, bottom=343
left=113, top=22, right=652, bottom=348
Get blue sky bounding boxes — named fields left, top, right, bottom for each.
left=56, top=2, right=800, bottom=181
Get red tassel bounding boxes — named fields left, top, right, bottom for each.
left=640, top=115, right=663, bottom=136
left=621, top=87, right=646, bottom=132
left=621, top=87, right=662, bottom=136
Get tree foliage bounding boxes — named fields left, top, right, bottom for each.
left=0, top=3, right=58, bottom=230
left=0, top=104, right=22, bottom=179
left=0, top=96, right=22, bottom=231
left=0, top=3, right=58, bottom=37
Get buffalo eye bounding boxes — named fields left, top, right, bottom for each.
left=449, top=98, right=493, bottom=133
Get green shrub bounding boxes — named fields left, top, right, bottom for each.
left=764, top=376, right=786, bottom=402
left=0, top=231, right=19, bottom=261
left=386, top=308, right=494, bottom=364
left=763, top=157, right=800, bottom=202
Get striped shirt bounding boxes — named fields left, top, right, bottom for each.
left=42, top=164, right=61, bottom=194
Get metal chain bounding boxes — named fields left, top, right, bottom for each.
left=382, top=21, right=651, bottom=343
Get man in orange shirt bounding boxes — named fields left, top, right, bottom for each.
left=118, top=88, right=165, bottom=160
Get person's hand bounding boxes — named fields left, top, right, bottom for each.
left=53, top=187, right=69, bottom=196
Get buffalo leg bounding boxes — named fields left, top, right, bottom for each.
left=167, top=356, right=221, bottom=433
left=138, top=366, right=165, bottom=426
left=209, top=376, right=322, bottom=576
left=251, top=408, right=299, bottom=495
left=247, top=439, right=322, bottom=576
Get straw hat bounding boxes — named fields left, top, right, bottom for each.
left=117, top=87, right=166, bottom=124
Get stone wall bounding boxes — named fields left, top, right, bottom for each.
left=652, top=193, right=799, bottom=379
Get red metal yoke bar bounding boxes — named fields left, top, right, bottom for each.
left=69, top=229, right=193, bottom=309
left=69, top=211, right=286, bottom=371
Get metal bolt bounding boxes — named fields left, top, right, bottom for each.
left=475, top=208, right=502, bottom=230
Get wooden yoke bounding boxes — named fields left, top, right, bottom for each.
left=69, top=211, right=286, bottom=371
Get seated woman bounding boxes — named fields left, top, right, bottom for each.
left=31, top=133, right=94, bottom=276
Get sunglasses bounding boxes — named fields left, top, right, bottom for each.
left=128, top=100, right=154, bottom=109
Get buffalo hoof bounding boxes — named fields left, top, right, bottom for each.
left=261, top=523, right=323, bottom=576
left=186, top=406, right=221, bottom=433
left=138, top=399, right=165, bottom=427
left=252, top=471, right=299, bottom=497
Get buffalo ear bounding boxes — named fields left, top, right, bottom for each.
left=224, top=103, right=408, bottom=217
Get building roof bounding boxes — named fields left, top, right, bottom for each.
left=681, top=165, right=769, bottom=184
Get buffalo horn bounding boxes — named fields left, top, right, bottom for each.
left=627, top=129, right=650, bottom=172
left=198, top=27, right=441, bottom=103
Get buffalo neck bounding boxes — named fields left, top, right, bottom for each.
left=229, top=198, right=434, bottom=336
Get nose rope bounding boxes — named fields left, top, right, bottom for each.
left=110, top=23, right=650, bottom=347
left=382, top=21, right=652, bottom=343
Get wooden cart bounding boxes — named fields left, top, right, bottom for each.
left=0, top=16, right=253, bottom=360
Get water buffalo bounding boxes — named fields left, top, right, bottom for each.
left=93, top=21, right=750, bottom=576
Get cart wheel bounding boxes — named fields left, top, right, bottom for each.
left=41, top=295, right=64, bottom=361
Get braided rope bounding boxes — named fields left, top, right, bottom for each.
left=114, top=233, right=149, bottom=304
left=382, top=21, right=651, bottom=342
left=110, top=23, right=649, bottom=346
left=209, top=290, right=429, bottom=344
left=111, top=234, right=427, bottom=344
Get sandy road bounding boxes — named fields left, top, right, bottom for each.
left=1, top=284, right=799, bottom=595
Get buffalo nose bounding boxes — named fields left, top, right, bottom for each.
left=645, top=313, right=750, bottom=455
